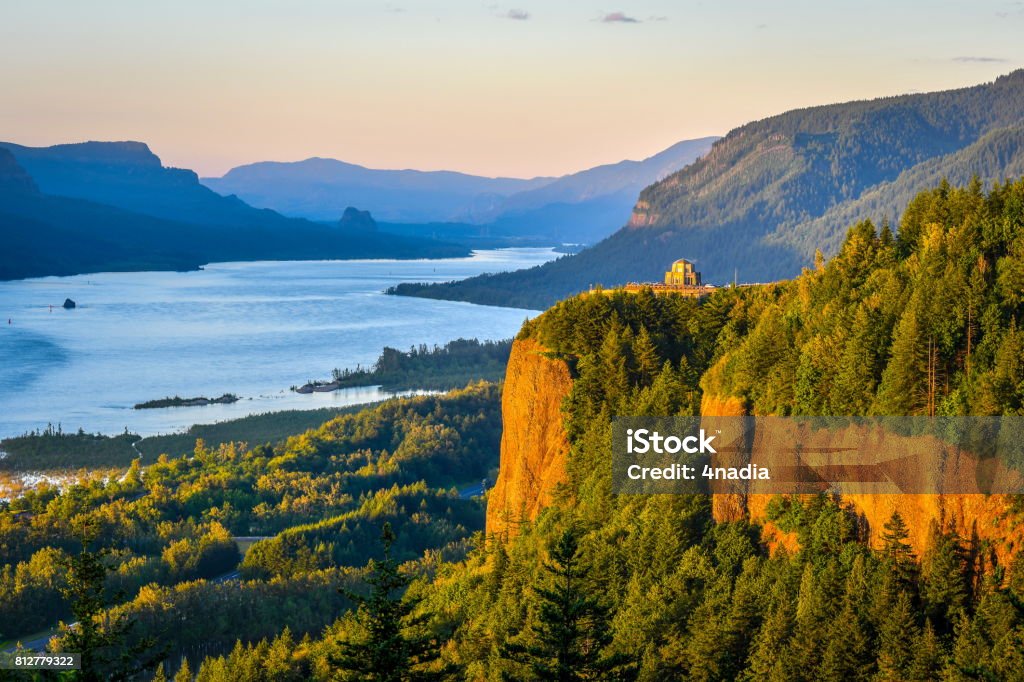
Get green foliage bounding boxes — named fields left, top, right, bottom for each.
left=329, top=522, right=455, bottom=681
left=8, top=177, right=1024, bottom=679
left=688, top=178, right=1024, bottom=418
left=0, top=427, right=141, bottom=472
left=0, top=384, right=500, bottom=658
left=318, top=338, right=512, bottom=392
left=396, top=178, right=1024, bottom=680
left=389, top=71, right=1024, bottom=309
left=500, top=528, right=635, bottom=681
left=56, top=519, right=164, bottom=681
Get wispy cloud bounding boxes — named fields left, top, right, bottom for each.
left=506, top=8, right=530, bottom=20
left=648, top=15, right=669, bottom=22
left=995, top=1, right=1024, bottom=18
left=601, top=11, right=640, bottom=23
left=952, top=56, right=1008, bottom=63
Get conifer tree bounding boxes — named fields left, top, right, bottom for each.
left=741, top=601, right=793, bottom=681
left=873, top=307, right=929, bottom=415
left=631, top=325, right=660, bottom=386
left=500, top=529, right=635, bottom=681
left=921, top=524, right=968, bottom=632
left=907, top=620, right=943, bottom=681
left=173, top=657, right=192, bottom=682
left=875, top=591, right=919, bottom=681
left=59, top=519, right=164, bottom=682
left=331, top=522, right=453, bottom=681
left=818, top=598, right=873, bottom=681
left=880, top=511, right=916, bottom=586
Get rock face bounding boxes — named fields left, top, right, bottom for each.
left=338, top=207, right=377, bottom=231
left=701, top=390, right=1024, bottom=565
left=491, top=336, right=1023, bottom=566
left=485, top=337, right=573, bottom=539
left=0, top=149, right=38, bottom=195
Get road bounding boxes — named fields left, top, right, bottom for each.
left=212, top=569, right=240, bottom=584
left=458, top=482, right=486, bottom=499
left=3, top=563, right=249, bottom=653
left=2, top=622, right=75, bottom=654
left=3, top=506, right=474, bottom=653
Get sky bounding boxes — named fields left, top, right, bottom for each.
left=1, top=0, right=1022, bottom=178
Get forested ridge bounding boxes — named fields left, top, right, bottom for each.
left=0, top=385, right=500, bottom=673
left=392, top=70, right=1024, bottom=309
left=5, top=179, right=1024, bottom=680
left=306, top=338, right=513, bottom=392
left=177, top=177, right=1024, bottom=681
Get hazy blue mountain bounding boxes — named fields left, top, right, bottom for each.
left=390, top=70, right=1024, bottom=309
left=479, top=137, right=719, bottom=217
left=0, top=140, right=306, bottom=229
left=203, top=137, right=718, bottom=245
left=203, top=157, right=555, bottom=223
left=0, top=145, right=468, bottom=281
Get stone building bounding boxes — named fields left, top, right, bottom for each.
left=664, top=259, right=701, bottom=287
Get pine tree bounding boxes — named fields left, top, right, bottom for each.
left=921, top=524, right=968, bottom=632
left=790, top=563, right=827, bottom=672
left=880, top=511, right=916, bottom=586
left=818, top=598, right=873, bottom=681
left=331, top=522, right=453, bottom=681
left=500, top=528, right=635, bottom=681
left=875, top=591, right=919, bottom=681
left=152, top=662, right=168, bottom=682
left=741, top=601, right=793, bottom=681
left=631, top=325, right=660, bottom=386
left=59, top=519, right=164, bottom=682
left=907, top=620, right=943, bottom=681
left=173, top=657, right=192, bottom=682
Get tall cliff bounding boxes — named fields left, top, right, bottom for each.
left=485, top=338, right=572, bottom=539
left=490, top=346, right=1022, bottom=562
left=701, top=392, right=1024, bottom=563
left=488, top=179, right=1024, bottom=566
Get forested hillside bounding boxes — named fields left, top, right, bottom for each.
left=199, top=177, right=1021, bottom=681
left=393, top=70, right=1024, bottom=309
left=0, top=385, right=499, bottom=673
left=6, top=179, right=1024, bottom=680
left=410, top=177, right=1024, bottom=680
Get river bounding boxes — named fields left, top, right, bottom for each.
left=0, top=248, right=555, bottom=438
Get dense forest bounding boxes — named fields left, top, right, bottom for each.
left=305, top=338, right=513, bottom=392
left=392, top=70, right=1024, bottom=309
left=5, top=178, right=1024, bottom=680
left=0, top=384, right=499, bottom=672
left=184, top=177, right=1024, bottom=680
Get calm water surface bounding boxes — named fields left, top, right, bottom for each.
left=0, top=249, right=555, bottom=438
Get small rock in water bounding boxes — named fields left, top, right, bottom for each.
left=62, top=298, right=76, bottom=309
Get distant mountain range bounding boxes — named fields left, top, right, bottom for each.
left=0, top=142, right=466, bottom=281
left=202, top=137, right=719, bottom=245
left=204, top=157, right=551, bottom=224
left=391, top=70, right=1024, bottom=309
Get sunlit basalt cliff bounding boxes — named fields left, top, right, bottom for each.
left=488, top=177, right=1024, bottom=569
left=488, top=340, right=1023, bottom=561
left=485, top=338, right=572, bottom=539
left=699, top=390, right=1024, bottom=564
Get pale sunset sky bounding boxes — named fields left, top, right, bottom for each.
left=2, top=0, right=1022, bottom=177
